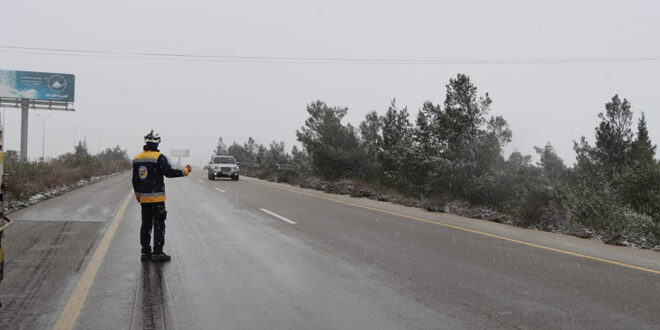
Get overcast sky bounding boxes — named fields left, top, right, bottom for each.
left=0, top=0, right=658, bottom=166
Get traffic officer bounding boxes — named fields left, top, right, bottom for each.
left=132, top=130, right=191, bottom=261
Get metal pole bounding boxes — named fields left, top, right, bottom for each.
left=42, top=116, right=45, bottom=161
left=20, top=99, right=29, bottom=160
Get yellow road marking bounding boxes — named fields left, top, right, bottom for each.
left=53, top=191, right=133, bottom=330
left=245, top=178, right=660, bottom=275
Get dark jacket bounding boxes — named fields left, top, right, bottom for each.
left=132, top=150, right=189, bottom=203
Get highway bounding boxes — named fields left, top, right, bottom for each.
left=1, top=170, right=659, bottom=329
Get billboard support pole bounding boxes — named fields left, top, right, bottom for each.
left=20, top=99, right=29, bottom=160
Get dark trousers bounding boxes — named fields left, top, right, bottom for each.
left=141, top=202, right=167, bottom=253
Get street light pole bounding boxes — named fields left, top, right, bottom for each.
left=95, top=132, right=102, bottom=154
left=36, top=113, right=51, bottom=161
left=71, top=124, right=81, bottom=150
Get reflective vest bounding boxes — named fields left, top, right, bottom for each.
left=132, top=150, right=189, bottom=203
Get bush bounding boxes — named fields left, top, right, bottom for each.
left=559, top=181, right=656, bottom=237
left=4, top=145, right=130, bottom=200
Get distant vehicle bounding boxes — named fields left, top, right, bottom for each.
left=208, top=155, right=240, bottom=181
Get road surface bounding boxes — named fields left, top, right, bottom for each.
left=0, top=170, right=659, bottom=329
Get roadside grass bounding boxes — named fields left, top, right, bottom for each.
left=4, top=147, right=130, bottom=201
left=242, top=166, right=659, bottom=250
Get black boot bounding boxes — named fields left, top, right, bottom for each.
left=151, top=251, right=171, bottom=262
left=141, top=251, right=152, bottom=261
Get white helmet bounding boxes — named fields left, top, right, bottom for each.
left=144, top=130, right=161, bottom=144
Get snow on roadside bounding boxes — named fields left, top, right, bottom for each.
left=6, top=171, right=127, bottom=214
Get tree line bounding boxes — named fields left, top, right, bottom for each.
left=222, top=73, right=659, bottom=242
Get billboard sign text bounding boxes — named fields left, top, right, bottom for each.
left=0, top=69, right=75, bottom=102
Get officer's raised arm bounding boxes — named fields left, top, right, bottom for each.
left=157, top=154, right=190, bottom=178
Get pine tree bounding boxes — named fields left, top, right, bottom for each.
left=594, top=95, right=634, bottom=176
left=359, top=110, right=383, bottom=181
left=622, top=113, right=660, bottom=216
left=359, top=111, right=383, bottom=161
left=291, top=145, right=310, bottom=174
left=631, top=113, right=656, bottom=166
left=442, top=74, right=489, bottom=152
left=75, top=140, right=89, bottom=155
left=215, top=137, right=227, bottom=155
left=243, top=137, right=258, bottom=165
left=227, top=142, right=248, bottom=163
left=296, top=101, right=362, bottom=180
left=378, top=99, right=414, bottom=189
left=534, top=143, right=567, bottom=183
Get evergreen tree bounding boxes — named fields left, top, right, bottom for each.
left=263, top=141, right=289, bottom=171
left=442, top=74, right=490, bottom=152
left=75, top=140, right=89, bottom=155
left=215, top=137, right=228, bottom=155
left=242, top=137, right=258, bottom=165
left=411, top=101, right=443, bottom=194
left=296, top=101, right=363, bottom=180
left=378, top=99, right=414, bottom=189
left=631, top=113, right=656, bottom=166
left=534, top=143, right=567, bottom=183
left=359, top=111, right=383, bottom=160
left=255, top=144, right=267, bottom=167
left=359, top=110, right=383, bottom=181
left=227, top=142, right=249, bottom=163
left=413, top=102, right=434, bottom=154
left=621, top=113, right=660, bottom=217
left=594, top=95, right=634, bottom=177
left=291, top=145, right=310, bottom=174
left=574, top=95, right=634, bottom=181
left=437, top=74, right=509, bottom=199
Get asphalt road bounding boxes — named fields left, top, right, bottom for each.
left=1, top=170, right=659, bottom=329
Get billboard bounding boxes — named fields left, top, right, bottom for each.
left=0, top=69, right=75, bottom=102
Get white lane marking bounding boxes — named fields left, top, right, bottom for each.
left=198, top=179, right=203, bottom=183
left=259, top=208, right=297, bottom=225
left=215, top=188, right=226, bottom=193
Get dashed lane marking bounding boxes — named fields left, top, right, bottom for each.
left=53, top=191, right=133, bottom=330
left=245, top=178, right=660, bottom=276
left=259, top=208, right=297, bottom=225
left=215, top=188, right=226, bottom=193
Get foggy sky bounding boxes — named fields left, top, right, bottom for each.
left=1, top=0, right=658, bottom=167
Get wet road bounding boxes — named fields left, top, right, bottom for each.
left=1, top=170, right=659, bottom=329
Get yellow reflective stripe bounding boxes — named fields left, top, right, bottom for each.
left=135, top=191, right=165, bottom=198
left=133, top=151, right=161, bottom=160
left=138, top=195, right=166, bottom=203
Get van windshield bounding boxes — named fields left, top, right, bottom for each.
left=213, top=157, right=235, bottom=164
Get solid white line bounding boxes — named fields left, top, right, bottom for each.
left=215, top=188, right=226, bottom=193
left=259, top=208, right=297, bottom=225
